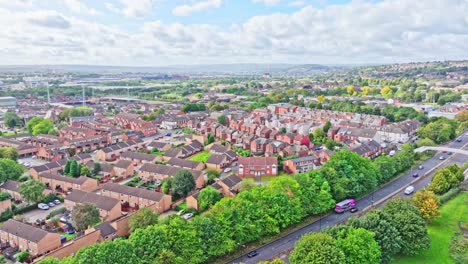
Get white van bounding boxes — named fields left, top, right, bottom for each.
left=404, top=186, right=414, bottom=195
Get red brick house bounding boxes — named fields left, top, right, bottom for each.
left=237, top=157, right=278, bottom=178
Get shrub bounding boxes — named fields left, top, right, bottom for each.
left=0, top=192, right=11, bottom=201
left=16, top=251, right=30, bottom=262
left=449, top=234, right=468, bottom=264
left=439, top=187, right=461, bottom=204
left=0, top=209, right=13, bottom=221
left=13, top=203, right=38, bottom=215
left=46, top=207, right=66, bottom=220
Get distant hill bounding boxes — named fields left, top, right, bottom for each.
left=0, top=63, right=335, bottom=75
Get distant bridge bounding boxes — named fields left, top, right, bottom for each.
left=414, top=146, right=468, bottom=156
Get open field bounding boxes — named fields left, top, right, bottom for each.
left=188, top=151, right=212, bottom=163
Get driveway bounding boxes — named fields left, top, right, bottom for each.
left=22, top=204, right=65, bottom=223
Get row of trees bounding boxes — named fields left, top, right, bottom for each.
left=63, top=160, right=91, bottom=178
left=182, top=103, right=206, bottom=112
left=428, top=164, right=464, bottom=195
left=0, top=147, right=18, bottom=160
left=373, top=144, right=414, bottom=184
left=290, top=198, right=430, bottom=264
left=58, top=107, right=93, bottom=122
left=417, top=117, right=458, bottom=144
left=0, top=158, right=24, bottom=183
left=39, top=149, right=417, bottom=264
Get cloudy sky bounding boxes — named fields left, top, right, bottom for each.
left=1, top=0, right=467, bottom=66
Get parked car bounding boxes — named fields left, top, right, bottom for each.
left=224, top=168, right=232, bottom=173
left=439, top=156, right=445, bottom=160
left=182, top=213, right=194, bottom=220
left=350, top=207, right=358, bottom=213
left=48, top=202, right=56, bottom=207
left=54, top=199, right=61, bottom=205
left=412, top=173, right=419, bottom=178
left=38, top=203, right=49, bottom=210
left=404, top=186, right=415, bottom=195
left=247, top=250, right=258, bottom=258
left=418, top=165, right=424, bottom=170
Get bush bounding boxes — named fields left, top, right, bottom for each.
left=125, top=182, right=135, bottom=187
left=16, top=251, right=30, bottom=262
left=18, top=175, right=32, bottom=182
left=439, top=187, right=461, bottom=204
left=13, top=203, right=38, bottom=215
left=42, top=194, right=60, bottom=204
left=46, top=207, right=66, bottom=220
left=449, top=234, right=468, bottom=264
left=0, top=192, right=11, bottom=201
left=0, top=209, right=13, bottom=222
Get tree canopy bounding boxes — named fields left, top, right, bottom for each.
left=19, top=180, right=45, bottom=203
left=71, top=203, right=100, bottom=231
left=128, top=207, right=159, bottom=233
left=171, top=169, right=195, bottom=198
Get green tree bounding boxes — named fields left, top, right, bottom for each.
left=315, top=181, right=335, bottom=214
left=93, top=162, right=101, bottom=175
left=16, top=251, right=30, bottom=262
left=323, top=120, right=332, bottom=133
left=334, top=227, right=381, bottom=264
left=0, top=159, right=24, bottom=183
left=64, top=160, right=71, bottom=175
left=156, top=249, right=177, bottom=264
left=171, top=169, right=195, bottom=198
left=68, top=160, right=80, bottom=177
left=206, top=169, right=220, bottom=184
left=373, top=155, right=397, bottom=184
left=428, top=168, right=453, bottom=194
left=280, top=127, right=287, bottom=134
left=161, top=178, right=172, bottom=194
left=217, top=115, right=227, bottom=126
left=80, top=166, right=90, bottom=177
left=68, top=148, right=76, bottom=157
left=71, top=203, right=100, bottom=231
left=4, top=111, right=21, bottom=128
left=128, top=207, right=159, bottom=233
left=0, top=147, right=19, bottom=160
left=381, top=86, right=393, bottom=99
left=207, top=133, right=215, bottom=145
left=73, top=239, right=137, bottom=264
left=26, top=117, right=54, bottom=136
left=198, top=186, right=222, bottom=211
left=290, top=232, right=345, bottom=264
left=382, top=198, right=430, bottom=255
left=412, top=189, right=440, bottom=221
left=313, top=128, right=326, bottom=144
left=347, top=210, right=402, bottom=263
left=19, top=180, right=45, bottom=203
left=317, top=95, right=326, bottom=103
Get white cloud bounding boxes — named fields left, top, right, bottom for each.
left=253, top=0, right=282, bottom=5
left=0, top=0, right=467, bottom=65
left=173, top=0, right=222, bottom=16
left=62, top=0, right=99, bottom=15
left=106, top=0, right=154, bottom=18
left=289, top=0, right=306, bottom=7
left=0, top=0, right=35, bottom=9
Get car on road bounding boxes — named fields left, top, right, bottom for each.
left=404, top=186, right=415, bottom=195
left=334, top=199, right=356, bottom=213
left=350, top=207, right=358, bottom=213
left=38, top=203, right=49, bottom=210
left=224, top=168, right=232, bottom=173
left=182, top=213, right=193, bottom=220
left=442, top=150, right=447, bottom=153
left=439, top=156, right=445, bottom=160
left=247, top=250, right=258, bottom=258
left=418, top=165, right=424, bottom=170
left=447, top=152, right=453, bottom=155
left=456, top=137, right=462, bottom=142
left=412, top=173, right=419, bottom=178
left=48, top=202, right=56, bottom=207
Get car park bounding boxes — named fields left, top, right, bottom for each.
left=247, top=250, right=258, bottom=258
left=38, top=203, right=49, bottom=210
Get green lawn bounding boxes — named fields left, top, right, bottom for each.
left=188, top=151, right=212, bottom=163
left=394, top=192, right=468, bottom=264
left=60, top=232, right=77, bottom=241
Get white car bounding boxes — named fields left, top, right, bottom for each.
left=38, top=203, right=50, bottom=210
left=182, top=213, right=194, bottom=220
left=404, top=186, right=415, bottom=195
left=224, top=168, right=232, bottom=173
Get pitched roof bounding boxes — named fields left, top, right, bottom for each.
left=95, top=222, right=117, bottom=237
left=139, top=163, right=203, bottom=180
left=0, top=219, right=51, bottom=242
left=238, top=156, right=277, bottom=166
left=0, top=180, right=20, bottom=193
left=101, top=183, right=167, bottom=202
left=40, top=172, right=93, bottom=185
left=206, top=154, right=226, bottom=165
left=114, top=160, right=133, bottom=169
left=167, top=158, right=203, bottom=170
left=121, top=151, right=157, bottom=162
left=66, top=190, right=120, bottom=211
left=220, top=174, right=242, bottom=189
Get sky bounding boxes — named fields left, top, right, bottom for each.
left=0, top=0, right=467, bottom=66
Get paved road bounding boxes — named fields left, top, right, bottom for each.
left=23, top=204, right=65, bottom=222
left=229, top=134, right=468, bottom=264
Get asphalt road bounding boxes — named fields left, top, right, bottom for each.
left=229, top=134, right=468, bottom=264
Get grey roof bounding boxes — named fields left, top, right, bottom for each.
left=167, top=158, right=203, bottom=170
left=288, top=155, right=318, bottom=163
left=121, top=151, right=157, bottom=162
left=0, top=180, right=20, bottom=192
left=40, top=172, right=92, bottom=185
left=139, top=163, right=203, bottom=180
left=114, top=160, right=133, bottom=169
left=206, top=154, right=226, bottom=165
left=164, top=148, right=181, bottom=158
left=66, top=190, right=119, bottom=211
left=95, top=222, right=117, bottom=237
left=221, top=174, right=242, bottom=189
left=0, top=219, right=52, bottom=242
left=101, top=183, right=166, bottom=202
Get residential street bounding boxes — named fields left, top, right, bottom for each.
left=229, top=134, right=467, bottom=264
